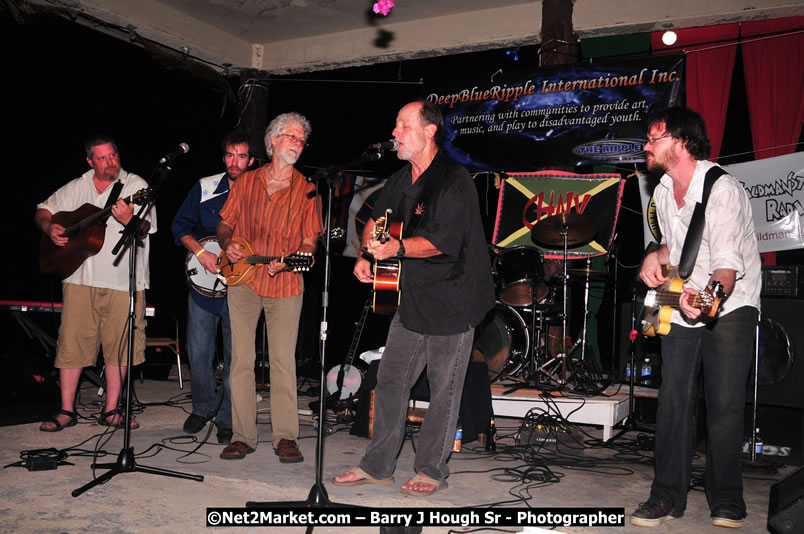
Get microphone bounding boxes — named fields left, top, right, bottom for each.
left=158, top=143, right=190, bottom=165
left=370, top=139, right=399, bottom=152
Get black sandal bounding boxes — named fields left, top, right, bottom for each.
left=98, top=409, right=140, bottom=430
left=39, top=409, right=78, bottom=432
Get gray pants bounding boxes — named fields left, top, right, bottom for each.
left=359, top=315, right=474, bottom=482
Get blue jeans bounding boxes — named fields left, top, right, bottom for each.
left=360, top=315, right=474, bottom=482
left=186, top=294, right=232, bottom=428
left=650, top=306, right=758, bottom=516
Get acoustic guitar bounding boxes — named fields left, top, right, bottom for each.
left=371, top=209, right=403, bottom=315
left=39, top=189, right=150, bottom=279
left=216, top=236, right=313, bottom=287
left=636, top=265, right=725, bottom=337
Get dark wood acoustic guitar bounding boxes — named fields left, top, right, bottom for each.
left=39, top=189, right=150, bottom=279
left=371, top=209, right=403, bottom=315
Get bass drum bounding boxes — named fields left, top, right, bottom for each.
left=471, top=302, right=530, bottom=382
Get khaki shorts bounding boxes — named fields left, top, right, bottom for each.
left=55, top=283, right=146, bottom=368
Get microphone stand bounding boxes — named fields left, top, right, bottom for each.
left=73, top=161, right=203, bottom=497
left=246, top=147, right=385, bottom=522
left=608, top=287, right=654, bottom=443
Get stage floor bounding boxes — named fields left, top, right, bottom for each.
left=0, top=370, right=791, bottom=533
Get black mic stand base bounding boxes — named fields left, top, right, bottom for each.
left=247, top=482, right=361, bottom=509
left=72, top=447, right=204, bottom=497
left=73, top=174, right=203, bottom=497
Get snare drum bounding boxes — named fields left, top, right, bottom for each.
left=471, top=302, right=530, bottom=382
left=494, top=246, right=549, bottom=307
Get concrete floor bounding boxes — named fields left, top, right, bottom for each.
left=0, top=371, right=791, bottom=534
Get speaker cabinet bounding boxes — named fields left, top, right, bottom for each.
left=748, top=298, right=804, bottom=408
left=746, top=298, right=804, bottom=465
left=769, top=466, right=804, bottom=534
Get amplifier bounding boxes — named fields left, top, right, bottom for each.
left=761, top=266, right=800, bottom=297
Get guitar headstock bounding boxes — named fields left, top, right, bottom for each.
left=132, top=189, right=150, bottom=205
left=285, top=252, right=314, bottom=272
left=693, top=280, right=725, bottom=318
left=373, top=208, right=393, bottom=244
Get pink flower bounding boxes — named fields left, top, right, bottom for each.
left=373, top=0, right=395, bottom=16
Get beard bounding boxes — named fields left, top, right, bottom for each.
left=97, top=167, right=120, bottom=181
left=646, top=150, right=677, bottom=174
left=276, top=149, right=299, bottom=166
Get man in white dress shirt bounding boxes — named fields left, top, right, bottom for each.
left=630, top=107, right=760, bottom=529
left=35, top=135, right=156, bottom=432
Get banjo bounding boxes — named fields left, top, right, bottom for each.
left=185, top=236, right=226, bottom=297
left=325, top=294, right=372, bottom=408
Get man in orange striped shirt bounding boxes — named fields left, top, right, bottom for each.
left=217, top=112, right=322, bottom=461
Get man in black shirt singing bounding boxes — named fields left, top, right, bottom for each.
left=334, top=99, right=495, bottom=496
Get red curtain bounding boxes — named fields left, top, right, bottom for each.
left=741, top=17, right=804, bottom=160
left=652, top=25, right=739, bottom=159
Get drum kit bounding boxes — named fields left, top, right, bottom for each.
left=472, top=212, right=612, bottom=390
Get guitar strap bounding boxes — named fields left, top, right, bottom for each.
left=677, top=165, right=727, bottom=280
left=103, top=180, right=124, bottom=209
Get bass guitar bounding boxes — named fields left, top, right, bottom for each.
left=216, top=236, right=313, bottom=287
left=372, top=209, right=403, bottom=315
left=39, top=189, right=150, bottom=280
left=636, top=265, right=725, bottom=337
left=325, top=294, right=372, bottom=411
left=184, top=236, right=226, bottom=297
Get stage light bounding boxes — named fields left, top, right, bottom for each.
left=506, top=48, right=520, bottom=62
left=661, top=31, right=678, bottom=46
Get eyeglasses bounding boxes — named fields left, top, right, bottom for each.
left=278, top=133, right=308, bottom=147
left=646, top=132, right=673, bottom=145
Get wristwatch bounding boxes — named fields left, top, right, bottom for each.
left=395, top=239, right=406, bottom=258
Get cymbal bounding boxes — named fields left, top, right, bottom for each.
left=565, top=267, right=612, bottom=280
left=530, top=212, right=598, bottom=247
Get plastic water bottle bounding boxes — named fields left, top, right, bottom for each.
left=641, top=358, right=652, bottom=378
left=754, top=428, right=764, bottom=456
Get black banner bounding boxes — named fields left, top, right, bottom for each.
left=426, top=54, right=685, bottom=172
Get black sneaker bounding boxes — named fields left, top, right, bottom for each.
left=630, top=500, right=678, bottom=527
left=712, top=506, right=745, bottom=528
left=216, top=427, right=233, bottom=445
left=183, top=413, right=208, bottom=434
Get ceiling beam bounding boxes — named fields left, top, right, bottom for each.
left=31, top=0, right=804, bottom=74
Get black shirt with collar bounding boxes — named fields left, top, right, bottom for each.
left=372, top=150, right=495, bottom=335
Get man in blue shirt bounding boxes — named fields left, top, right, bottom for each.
left=171, top=130, right=254, bottom=444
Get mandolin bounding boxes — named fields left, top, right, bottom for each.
left=216, top=236, right=313, bottom=287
